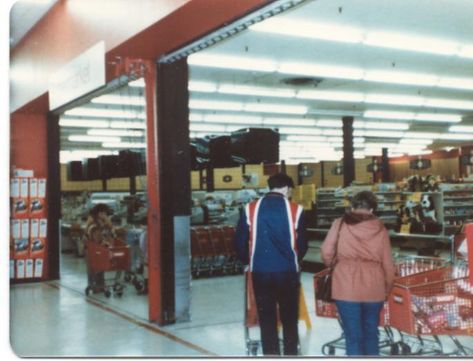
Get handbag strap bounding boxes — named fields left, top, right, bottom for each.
left=329, top=218, right=344, bottom=269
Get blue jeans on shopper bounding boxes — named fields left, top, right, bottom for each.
left=335, top=300, right=384, bottom=356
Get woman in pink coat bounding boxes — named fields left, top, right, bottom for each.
left=321, top=191, right=395, bottom=356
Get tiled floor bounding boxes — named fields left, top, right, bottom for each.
left=9, top=245, right=473, bottom=357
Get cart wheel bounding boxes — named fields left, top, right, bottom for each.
left=124, top=274, right=131, bottom=282
left=400, top=342, right=411, bottom=355
left=85, top=286, right=92, bottom=296
left=250, top=345, right=258, bottom=356
left=134, top=281, right=144, bottom=292
left=104, top=290, right=111, bottom=298
left=116, top=291, right=123, bottom=297
left=328, top=346, right=335, bottom=355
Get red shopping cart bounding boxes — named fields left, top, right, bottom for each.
left=85, top=238, right=131, bottom=298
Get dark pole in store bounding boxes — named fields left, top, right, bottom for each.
left=382, top=147, right=390, bottom=182
left=342, top=116, right=355, bottom=187
left=280, top=160, right=286, bottom=174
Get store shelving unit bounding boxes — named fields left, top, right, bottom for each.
left=440, top=183, right=473, bottom=236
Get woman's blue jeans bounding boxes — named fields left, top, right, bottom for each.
left=335, top=300, right=384, bottom=356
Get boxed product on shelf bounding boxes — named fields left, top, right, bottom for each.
left=20, top=178, right=29, bottom=198
left=39, top=219, right=48, bottom=238
left=14, top=239, right=30, bottom=258
left=34, top=258, right=44, bottom=278
left=12, top=197, right=29, bottom=219
left=30, top=238, right=46, bottom=256
left=29, top=178, right=38, bottom=197
left=38, top=178, right=47, bottom=198
left=25, top=259, right=34, bottom=278
left=10, top=178, right=20, bottom=198
left=11, top=219, right=21, bottom=238
left=30, top=219, right=39, bottom=238
left=20, top=219, right=29, bottom=238
left=29, top=198, right=46, bottom=218
left=10, top=260, right=14, bottom=279
left=16, top=260, right=25, bottom=279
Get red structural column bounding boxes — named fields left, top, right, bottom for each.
left=143, top=60, right=163, bottom=324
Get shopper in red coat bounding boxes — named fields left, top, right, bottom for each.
left=321, top=190, right=395, bottom=356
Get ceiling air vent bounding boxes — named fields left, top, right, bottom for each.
left=281, top=76, right=323, bottom=86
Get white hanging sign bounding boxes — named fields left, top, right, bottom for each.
left=49, top=41, right=106, bottom=110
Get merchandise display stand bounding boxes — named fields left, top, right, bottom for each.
left=10, top=171, right=47, bottom=283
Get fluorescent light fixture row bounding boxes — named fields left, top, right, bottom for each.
left=449, top=125, right=473, bottom=133
left=399, top=138, right=433, bottom=145
left=60, top=118, right=110, bottom=128
left=102, top=142, right=146, bottom=149
left=59, top=150, right=118, bottom=164
left=364, top=110, right=462, bottom=123
left=250, top=19, right=473, bottom=59
left=355, top=121, right=410, bottom=130
left=218, top=84, right=295, bottom=98
left=64, top=108, right=145, bottom=119
left=188, top=53, right=277, bottom=72
left=189, top=100, right=307, bottom=114
left=87, top=129, right=144, bottom=137
left=91, top=95, right=145, bottom=106
left=110, top=121, right=146, bottom=129
left=68, top=135, right=121, bottom=143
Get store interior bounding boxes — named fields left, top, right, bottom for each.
left=52, top=0, right=473, bottom=355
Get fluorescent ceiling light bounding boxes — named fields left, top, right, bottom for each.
left=414, top=113, right=462, bottom=123
left=364, top=94, right=423, bottom=107
left=128, top=78, right=145, bottom=88
left=202, top=114, right=262, bottom=124
left=438, top=133, right=473, bottom=140
left=354, top=151, right=365, bottom=159
left=449, top=125, right=473, bottom=133
left=102, top=142, right=146, bottom=149
left=250, top=19, right=363, bottom=44
left=278, top=127, right=321, bottom=135
left=110, top=121, right=146, bottom=129
left=91, top=95, right=145, bottom=106
left=406, top=150, right=433, bottom=156
left=188, top=53, right=277, bottom=72
left=68, top=135, right=121, bottom=143
left=459, top=45, right=473, bottom=59
left=404, top=132, right=441, bottom=139
left=285, top=135, right=326, bottom=142
left=356, top=121, right=409, bottom=130
left=297, top=90, right=364, bottom=102
left=279, top=62, right=363, bottom=80
left=263, top=117, right=316, bottom=127
left=59, top=150, right=117, bottom=164
left=59, top=118, right=110, bottom=128
left=65, top=108, right=144, bottom=119
left=364, top=110, right=414, bottom=120
left=364, top=142, right=399, bottom=149
left=399, top=138, right=433, bottom=145
left=322, top=129, right=343, bottom=136
left=364, top=31, right=458, bottom=56
left=189, top=113, right=204, bottom=121
left=218, top=84, right=295, bottom=98
left=438, top=76, right=473, bottom=90
left=244, top=103, right=307, bottom=114
left=87, top=129, right=144, bottom=137
left=189, top=100, right=243, bottom=111
left=317, top=119, right=342, bottom=128
left=364, top=70, right=437, bottom=87
left=189, top=124, right=226, bottom=132
left=424, top=98, right=473, bottom=111
left=363, top=130, right=405, bottom=138
left=188, top=81, right=217, bottom=92
left=354, top=137, right=365, bottom=144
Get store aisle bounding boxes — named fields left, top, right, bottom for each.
left=10, top=273, right=473, bottom=357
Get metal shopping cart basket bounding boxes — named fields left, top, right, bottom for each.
left=313, top=269, right=394, bottom=356
left=388, top=264, right=473, bottom=356
left=244, top=271, right=310, bottom=356
left=85, top=238, right=131, bottom=298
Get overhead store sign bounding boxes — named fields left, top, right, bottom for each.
left=49, top=41, right=105, bottom=110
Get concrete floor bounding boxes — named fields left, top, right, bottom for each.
left=9, top=245, right=473, bottom=357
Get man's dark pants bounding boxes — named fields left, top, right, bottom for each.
left=252, top=272, right=300, bottom=356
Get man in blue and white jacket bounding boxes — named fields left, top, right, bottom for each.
left=234, top=173, right=307, bottom=356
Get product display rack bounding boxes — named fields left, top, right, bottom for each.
left=10, top=172, right=47, bottom=283
left=440, top=183, right=473, bottom=236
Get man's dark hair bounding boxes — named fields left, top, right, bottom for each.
left=267, top=173, right=295, bottom=190
left=89, top=203, right=112, bottom=217
left=351, top=191, right=378, bottom=212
